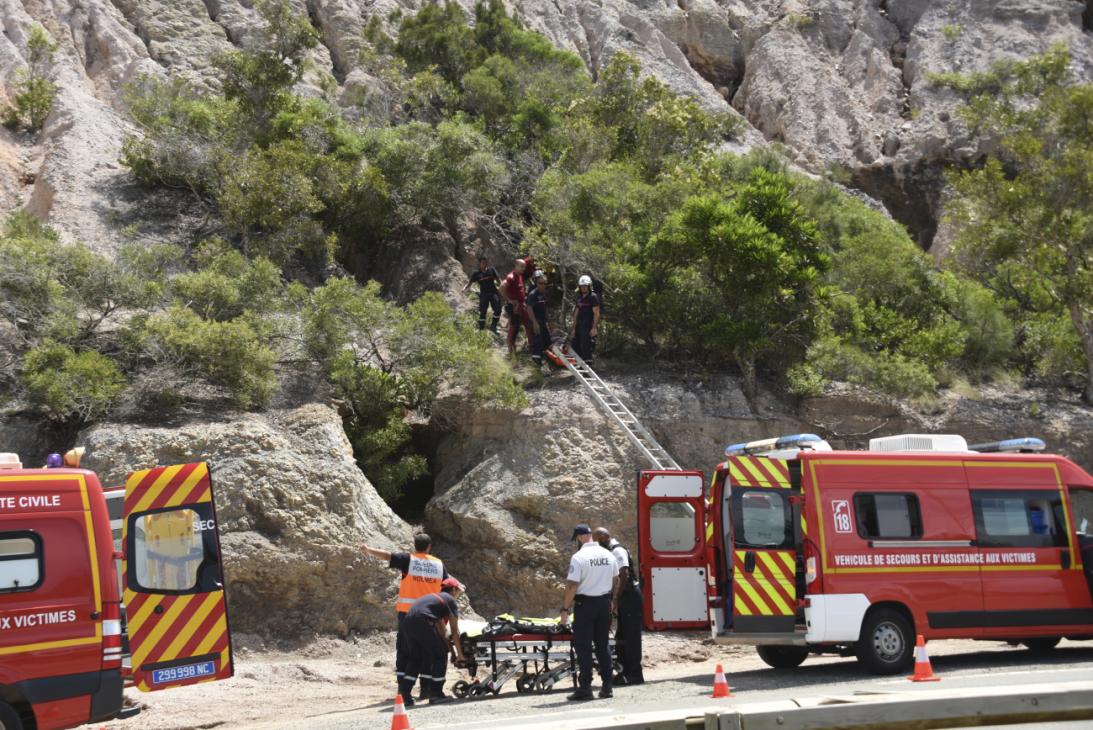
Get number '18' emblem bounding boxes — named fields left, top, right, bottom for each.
left=832, top=500, right=853, bottom=534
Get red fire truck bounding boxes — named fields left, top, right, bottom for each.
left=637, top=434, right=1093, bottom=674
left=0, top=454, right=233, bottom=729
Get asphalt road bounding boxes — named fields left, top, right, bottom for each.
left=286, top=640, right=1093, bottom=730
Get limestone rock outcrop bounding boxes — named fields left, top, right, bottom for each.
left=79, top=403, right=413, bottom=636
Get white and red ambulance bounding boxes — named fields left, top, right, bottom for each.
left=0, top=454, right=233, bottom=729
left=637, top=434, right=1093, bottom=674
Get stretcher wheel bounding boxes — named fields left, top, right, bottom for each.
left=515, top=674, right=534, bottom=693
left=535, top=676, right=555, bottom=692
left=469, top=682, right=489, bottom=697
left=452, top=680, right=470, bottom=699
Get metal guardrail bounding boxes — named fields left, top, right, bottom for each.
left=432, top=681, right=1093, bottom=730
left=550, top=344, right=680, bottom=471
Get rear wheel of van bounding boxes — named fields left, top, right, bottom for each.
left=0, top=701, right=23, bottom=730
left=1022, top=637, right=1061, bottom=653
left=856, top=608, right=913, bottom=675
left=756, top=645, right=809, bottom=669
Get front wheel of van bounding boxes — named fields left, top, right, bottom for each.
left=756, top=645, right=809, bottom=669
left=856, top=608, right=913, bottom=675
left=0, top=701, right=23, bottom=730
left=1022, top=637, right=1061, bottom=653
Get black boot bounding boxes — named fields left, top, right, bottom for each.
left=397, top=678, right=416, bottom=707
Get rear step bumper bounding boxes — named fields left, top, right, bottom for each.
left=713, top=631, right=808, bottom=646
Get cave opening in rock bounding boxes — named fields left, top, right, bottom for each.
left=678, top=43, right=745, bottom=105
left=385, top=423, right=444, bottom=519
left=1085, top=1, right=1092, bottom=32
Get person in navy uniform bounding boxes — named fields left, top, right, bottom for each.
left=568, top=275, right=601, bottom=364
left=525, top=271, right=550, bottom=367
left=595, top=527, right=644, bottom=685
left=462, top=256, right=501, bottom=333
left=399, top=578, right=467, bottom=706
left=560, top=523, right=619, bottom=700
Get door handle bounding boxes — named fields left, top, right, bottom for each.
left=1061, top=549, right=1071, bottom=570
left=154, top=604, right=165, bottom=615
left=744, top=552, right=756, bottom=573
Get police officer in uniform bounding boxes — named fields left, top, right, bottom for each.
left=561, top=524, right=619, bottom=700
left=361, top=534, right=449, bottom=703
left=594, top=527, right=644, bottom=685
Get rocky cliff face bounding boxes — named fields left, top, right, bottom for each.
left=79, top=404, right=413, bottom=636
left=2, top=0, right=1091, bottom=252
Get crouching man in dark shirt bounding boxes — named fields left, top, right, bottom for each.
left=399, top=578, right=468, bottom=706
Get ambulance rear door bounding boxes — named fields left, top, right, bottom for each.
left=725, top=456, right=800, bottom=634
left=123, top=462, right=234, bottom=692
left=638, top=470, right=708, bottom=630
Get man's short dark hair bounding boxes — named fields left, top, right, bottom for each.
left=478, top=255, right=488, bottom=262
left=414, top=533, right=432, bottom=552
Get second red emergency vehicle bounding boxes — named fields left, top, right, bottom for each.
left=637, top=434, right=1093, bottom=673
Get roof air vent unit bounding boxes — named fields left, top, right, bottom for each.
left=868, top=434, right=969, bottom=453
left=0, top=453, right=22, bottom=470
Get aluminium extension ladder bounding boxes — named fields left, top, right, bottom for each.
left=549, top=344, right=681, bottom=471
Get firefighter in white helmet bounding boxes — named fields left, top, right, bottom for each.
left=568, top=275, right=601, bottom=365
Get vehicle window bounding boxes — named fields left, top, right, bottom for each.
left=132, top=508, right=203, bottom=592
left=649, top=501, right=698, bottom=553
left=972, top=490, right=1068, bottom=548
left=734, top=490, right=791, bottom=549
left=854, top=493, right=922, bottom=539
left=0, top=533, right=42, bottom=592
left=1071, top=488, right=1093, bottom=538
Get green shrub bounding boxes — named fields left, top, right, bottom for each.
left=142, top=307, right=277, bottom=408
left=4, top=25, right=59, bottom=132
left=22, top=342, right=125, bottom=421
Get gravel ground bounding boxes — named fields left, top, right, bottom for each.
left=102, top=634, right=1093, bottom=730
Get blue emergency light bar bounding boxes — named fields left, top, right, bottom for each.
left=725, top=433, right=824, bottom=457
left=968, top=437, right=1046, bottom=453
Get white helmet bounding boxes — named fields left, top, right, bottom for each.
left=578, top=275, right=592, bottom=287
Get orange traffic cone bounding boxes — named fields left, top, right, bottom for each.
left=390, top=694, right=414, bottom=730
left=908, top=635, right=940, bottom=682
left=710, top=663, right=733, bottom=698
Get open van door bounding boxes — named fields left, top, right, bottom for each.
left=725, top=456, right=799, bottom=634
left=122, top=462, right=233, bottom=692
left=638, top=470, right=708, bottom=630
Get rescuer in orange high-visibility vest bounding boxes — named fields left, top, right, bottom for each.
left=362, top=533, right=450, bottom=702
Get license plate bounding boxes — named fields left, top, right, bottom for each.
left=151, top=660, right=216, bottom=685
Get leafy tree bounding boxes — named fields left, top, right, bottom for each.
left=395, top=2, right=477, bottom=83
left=301, top=278, right=523, bottom=498
left=369, top=120, right=508, bottom=246
left=3, top=25, right=59, bottom=132
left=213, top=0, right=319, bottom=136
left=650, top=168, right=827, bottom=396
left=937, top=45, right=1093, bottom=401
left=171, top=240, right=282, bottom=321
left=122, top=77, right=239, bottom=197
left=22, top=342, right=125, bottom=422
left=139, top=307, right=278, bottom=408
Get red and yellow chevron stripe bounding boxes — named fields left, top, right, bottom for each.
left=733, top=549, right=796, bottom=617
left=123, top=462, right=232, bottom=692
left=727, top=456, right=806, bottom=537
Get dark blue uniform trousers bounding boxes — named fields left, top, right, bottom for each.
left=399, top=616, right=448, bottom=699
left=616, top=587, right=644, bottom=683
left=574, top=594, right=612, bottom=690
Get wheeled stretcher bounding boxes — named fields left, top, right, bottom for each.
left=452, top=628, right=617, bottom=699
